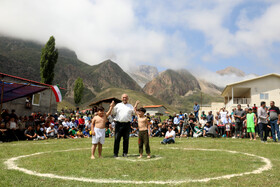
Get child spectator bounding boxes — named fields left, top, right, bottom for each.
left=245, top=108, right=257, bottom=140
left=193, top=124, right=203, bottom=138
left=76, top=128, right=84, bottom=138
left=105, top=127, right=111, bottom=138
left=69, top=126, right=77, bottom=138
left=83, top=128, right=90, bottom=138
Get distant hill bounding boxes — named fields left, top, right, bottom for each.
left=216, top=66, right=245, bottom=77
left=129, top=65, right=159, bottom=87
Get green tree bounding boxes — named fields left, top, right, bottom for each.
left=40, top=36, right=58, bottom=84
left=74, top=77, right=84, bottom=105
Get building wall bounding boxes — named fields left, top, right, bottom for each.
left=2, top=77, right=57, bottom=116
left=145, top=107, right=166, bottom=116
left=232, top=76, right=280, bottom=107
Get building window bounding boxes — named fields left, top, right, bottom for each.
left=260, top=93, right=269, bottom=100
left=32, top=93, right=41, bottom=106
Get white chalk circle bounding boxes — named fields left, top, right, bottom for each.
left=4, top=147, right=272, bottom=185
left=115, top=154, right=163, bottom=162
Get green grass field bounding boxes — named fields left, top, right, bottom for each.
left=1, top=137, right=280, bottom=186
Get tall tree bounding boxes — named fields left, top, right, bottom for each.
left=40, top=36, right=58, bottom=84
left=74, top=77, right=84, bottom=105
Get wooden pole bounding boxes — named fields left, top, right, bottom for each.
left=49, top=88, right=52, bottom=114
left=200, top=92, right=203, bottom=111
left=0, top=81, right=4, bottom=113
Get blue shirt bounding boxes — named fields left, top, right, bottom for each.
left=193, top=104, right=200, bottom=112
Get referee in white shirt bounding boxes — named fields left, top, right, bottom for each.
left=113, top=94, right=134, bottom=157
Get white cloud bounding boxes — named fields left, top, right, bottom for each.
left=0, top=0, right=193, bottom=71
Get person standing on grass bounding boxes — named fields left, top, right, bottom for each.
left=112, top=94, right=135, bottom=158
left=134, top=101, right=151, bottom=159
left=233, top=104, right=246, bottom=139
left=91, top=101, right=115, bottom=159
left=244, top=108, right=257, bottom=140
left=258, top=101, right=269, bottom=143
left=193, top=102, right=200, bottom=120
left=268, top=101, right=280, bottom=142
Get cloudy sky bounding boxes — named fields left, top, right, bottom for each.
left=0, top=0, right=280, bottom=85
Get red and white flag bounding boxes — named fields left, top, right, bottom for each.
left=51, top=85, right=62, bottom=102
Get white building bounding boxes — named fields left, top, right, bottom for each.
left=143, top=105, right=167, bottom=116
left=222, top=73, right=280, bottom=110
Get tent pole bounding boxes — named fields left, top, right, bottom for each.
left=49, top=88, right=52, bottom=114
left=0, top=81, right=4, bottom=113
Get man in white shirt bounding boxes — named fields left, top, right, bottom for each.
left=173, top=114, right=180, bottom=125
left=46, top=124, right=57, bottom=138
left=112, top=94, right=134, bottom=157
left=161, top=126, right=175, bottom=144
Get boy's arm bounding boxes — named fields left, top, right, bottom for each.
left=91, top=118, right=96, bottom=136
left=254, top=114, right=257, bottom=126
left=134, top=100, right=140, bottom=115
left=106, top=101, right=115, bottom=117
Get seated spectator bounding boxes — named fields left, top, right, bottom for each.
left=151, top=126, right=160, bottom=137
left=0, top=118, right=8, bottom=142
left=130, top=122, right=138, bottom=137
left=6, top=117, right=19, bottom=141
left=193, top=124, right=203, bottom=138
left=18, top=116, right=27, bottom=140
left=57, top=125, right=66, bottom=139
left=207, top=124, right=219, bottom=138
left=188, top=113, right=197, bottom=137
left=180, top=125, right=189, bottom=138
left=200, top=116, right=207, bottom=128
left=203, top=122, right=211, bottom=137
left=160, top=124, right=167, bottom=137
left=161, top=126, right=175, bottom=144
left=174, top=124, right=180, bottom=137
left=69, top=118, right=77, bottom=129
left=83, top=128, right=90, bottom=138
left=35, top=125, right=47, bottom=140
left=76, top=128, right=84, bottom=138
left=46, top=124, right=57, bottom=138
left=69, top=126, right=77, bottom=138
left=24, top=125, right=37, bottom=140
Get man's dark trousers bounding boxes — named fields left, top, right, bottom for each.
left=114, top=122, right=130, bottom=156
left=259, top=123, right=268, bottom=141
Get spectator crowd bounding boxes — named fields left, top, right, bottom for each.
left=1, top=100, right=280, bottom=144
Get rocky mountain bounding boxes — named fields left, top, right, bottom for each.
left=143, top=69, right=223, bottom=111
left=216, top=66, right=245, bottom=77
left=143, top=69, right=201, bottom=103
left=129, top=65, right=159, bottom=87
left=197, top=79, right=223, bottom=95
left=0, top=36, right=141, bottom=104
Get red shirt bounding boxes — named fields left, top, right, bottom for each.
left=78, top=118, right=85, bottom=125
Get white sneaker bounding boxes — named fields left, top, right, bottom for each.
left=232, top=136, right=236, bottom=139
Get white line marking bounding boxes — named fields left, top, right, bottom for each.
left=115, top=154, right=163, bottom=162
left=4, top=147, right=272, bottom=184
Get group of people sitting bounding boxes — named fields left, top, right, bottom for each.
left=1, top=100, right=279, bottom=144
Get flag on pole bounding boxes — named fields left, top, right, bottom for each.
left=51, top=85, right=62, bottom=102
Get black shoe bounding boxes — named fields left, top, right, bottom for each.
left=114, top=154, right=118, bottom=158
left=123, top=153, right=128, bottom=157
